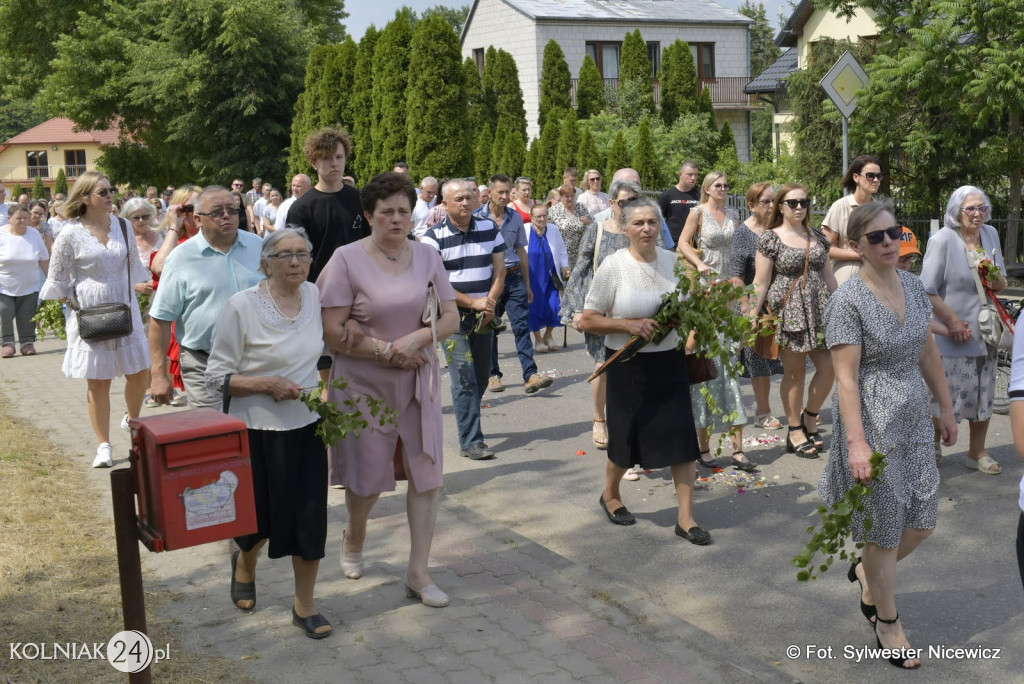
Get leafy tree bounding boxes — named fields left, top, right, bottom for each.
left=576, top=55, right=605, bottom=120
left=372, top=9, right=416, bottom=174
left=535, top=115, right=561, bottom=192
left=492, top=49, right=528, bottom=143
left=619, top=29, right=655, bottom=124
left=539, top=40, right=572, bottom=130
left=474, top=126, right=493, bottom=186
left=54, top=168, right=68, bottom=195
left=499, top=124, right=526, bottom=179
left=405, top=13, right=469, bottom=178
left=741, top=1, right=783, bottom=77
left=32, top=176, right=45, bottom=199
left=659, top=40, right=698, bottom=126
left=555, top=110, right=579, bottom=179
left=576, top=124, right=601, bottom=180
left=604, top=129, right=631, bottom=181
left=0, top=97, right=47, bottom=142
left=632, top=117, right=660, bottom=188
left=350, top=26, right=379, bottom=183
left=423, top=4, right=471, bottom=35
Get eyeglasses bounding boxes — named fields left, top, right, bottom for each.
left=129, top=214, right=152, bottom=222
left=898, top=254, right=918, bottom=265
left=860, top=172, right=883, bottom=182
left=195, top=206, right=239, bottom=218
left=232, top=182, right=243, bottom=187
left=266, top=251, right=312, bottom=262
left=615, top=197, right=639, bottom=207
left=962, top=204, right=989, bottom=215
left=781, top=198, right=811, bottom=209
left=757, top=199, right=774, bottom=206
left=861, top=225, right=903, bottom=245
left=587, top=176, right=602, bottom=182
left=94, top=188, right=116, bottom=198
left=711, top=183, right=729, bottom=190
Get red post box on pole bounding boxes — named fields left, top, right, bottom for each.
left=129, top=408, right=257, bottom=552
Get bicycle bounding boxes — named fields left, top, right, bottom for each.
left=992, top=298, right=1020, bottom=415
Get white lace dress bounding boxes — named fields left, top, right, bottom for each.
left=40, top=217, right=150, bottom=379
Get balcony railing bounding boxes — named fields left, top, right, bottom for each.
left=1, top=163, right=97, bottom=185
left=569, top=77, right=754, bottom=110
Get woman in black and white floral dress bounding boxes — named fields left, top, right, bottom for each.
left=820, top=201, right=956, bottom=670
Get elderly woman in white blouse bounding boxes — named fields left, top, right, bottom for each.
left=580, top=197, right=709, bottom=545
left=205, top=227, right=331, bottom=639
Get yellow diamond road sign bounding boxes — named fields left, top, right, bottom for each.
left=820, top=51, right=869, bottom=119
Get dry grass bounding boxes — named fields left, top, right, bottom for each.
left=0, top=399, right=253, bottom=683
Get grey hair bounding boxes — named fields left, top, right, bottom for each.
left=944, top=185, right=992, bottom=229
left=443, top=178, right=474, bottom=201
left=259, top=227, right=313, bottom=275
left=607, top=179, right=642, bottom=201
left=420, top=176, right=438, bottom=189
left=621, top=196, right=664, bottom=226
left=119, top=197, right=158, bottom=228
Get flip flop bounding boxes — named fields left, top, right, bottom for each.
left=965, top=453, right=1001, bottom=475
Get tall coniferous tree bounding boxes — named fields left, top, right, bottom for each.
left=492, top=49, right=528, bottom=143
left=524, top=137, right=540, bottom=183
left=350, top=26, right=380, bottom=183
left=475, top=125, right=493, bottom=185
left=618, top=29, right=655, bottom=124
left=406, top=13, right=469, bottom=178
left=538, top=39, right=572, bottom=130
left=576, top=124, right=601, bottom=180
left=490, top=124, right=507, bottom=178
left=576, top=55, right=605, bottom=120
left=632, top=116, right=660, bottom=188
left=536, top=114, right=561, bottom=192
left=371, top=9, right=415, bottom=174
left=500, top=126, right=526, bottom=179
left=555, top=110, right=579, bottom=178
left=660, top=41, right=698, bottom=126
left=605, top=130, right=631, bottom=180
left=288, top=46, right=331, bottom=178
left=317, top=38, right=359, bottom=132
left=481, top=46, right=499, bottom=129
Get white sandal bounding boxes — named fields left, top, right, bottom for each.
left=754, top=413, right=782, bottom=430
left=965, top=453, right=1001, bottom=475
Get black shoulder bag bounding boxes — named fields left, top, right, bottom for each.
left=68, top=218, right=134, bottom=342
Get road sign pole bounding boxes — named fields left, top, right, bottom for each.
left=842, top=116, right=849, bottom=188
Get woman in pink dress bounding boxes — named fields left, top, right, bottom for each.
left=317, top=172, right=459, bottom=607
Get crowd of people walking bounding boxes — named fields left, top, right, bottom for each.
left=4, top=130, right=1023, bottom=657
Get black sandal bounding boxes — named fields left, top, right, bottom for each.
left=230, top=549, right=256, bottom=611
left=801, top=409, right=825, bottom=450
left=292, top=607, right=333, bottom=639
left=697, top=450, right=718, bottom=468
left=730, top=451, right=759, bottom=472
left=786, top=426, right=819, bottom=459
left=847, top=561, right=877, bottom=624
left=874, top=614, right=920, bottom=669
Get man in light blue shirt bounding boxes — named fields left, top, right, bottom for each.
left=148, top=185, right=262, bottom=408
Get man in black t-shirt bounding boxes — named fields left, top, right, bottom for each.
left=286, top=126, right=368, bottom=283
left=658, top=160, right=700, bottom=245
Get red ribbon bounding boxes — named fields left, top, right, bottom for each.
left=985, top=288, right=1016, bottom=335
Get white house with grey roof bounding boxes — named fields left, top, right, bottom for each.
left=461, top=0, right=757, bottom=164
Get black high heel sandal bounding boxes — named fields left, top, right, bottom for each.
left=801, top=409, right=825, bottom=450
left=697, top=450, right=718, bottom=468
left=847, top=561, right=877, bottom=624
left=874, top=614, right=921, bottom=669
left=786, top=425, right=818, bottom=459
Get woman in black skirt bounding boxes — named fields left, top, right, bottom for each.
left=580, top=198, right=709, bottom=545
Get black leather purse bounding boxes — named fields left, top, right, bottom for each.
left=68, top=218, right=133, bottom=342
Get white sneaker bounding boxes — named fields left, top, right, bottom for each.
left=120, top=412, right=131, bottom=433
left=92, top=443, right=113, bottom=468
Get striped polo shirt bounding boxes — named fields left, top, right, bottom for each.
left=421, top=215, right=505, bottom=299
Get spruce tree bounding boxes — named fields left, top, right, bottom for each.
left=576, top=124, right=601, bottom=180
left=618, top=29, right=655, bottom=124
left=632, top=117, right=660, bottom=189
left=371, top=9, right=415, bottom=175
left=350, top=26, right=379, bottom=183
left=475, top=126, right=493, bottom=186
left=604, top=130, right=631, bottom=181
left=536, top=114, right=561, bottom=192
left=500, top=126, right=526, bottom=179
left=576, top=55, right=605, bottom=120
left=555, top=110, right=579, bottom=178
left=406, top=13, right=469, bottom=179
left=54, top=168, right=67, bottom=195
left=660, top=41, right=698, bottom=126
left=492, top=50, right=528, bottom=144
left=538, top=39, right=571, bottom=131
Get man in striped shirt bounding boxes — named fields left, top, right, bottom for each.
left=421, top=179, right=506, bottom=460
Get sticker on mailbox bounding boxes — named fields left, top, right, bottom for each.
left=181, top=470, right=239, bottom=530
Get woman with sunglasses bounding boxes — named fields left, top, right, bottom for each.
left=562, top=179, right=637, bottom=457
left=820, top=201, right=956, bottom=669
left=678, top=172, right=753, bottom=471
left=821, top=155, right=883, bottom=285
left=919, top=186, right=1006, bottom=474
left=751, top=183, right=838, bottom=458
left=39, top=171, right=151, bottom=467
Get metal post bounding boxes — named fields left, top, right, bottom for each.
left=842, top=117, right=849, bottom=180
left=111, top=467, right=152, bottom=684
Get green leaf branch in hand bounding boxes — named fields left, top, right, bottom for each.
left=300, top=379, right=395, bottom=449
left=31, top=299, right=67, bottom=341
left=791, top=450, right=888, bottom=581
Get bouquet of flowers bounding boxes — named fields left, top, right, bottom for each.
left=972, top=248, right=1003, bottom=288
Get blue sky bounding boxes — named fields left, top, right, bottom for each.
left=344, top=1, right=791, bottom=43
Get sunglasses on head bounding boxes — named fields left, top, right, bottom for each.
left=781, top=198, right=811, bottom=209
left=861, top=225, right=903, bottom=245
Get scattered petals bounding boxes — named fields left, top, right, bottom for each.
left=576, top=450, right=586, bottom=455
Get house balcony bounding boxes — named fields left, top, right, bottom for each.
left=569, top=77, right=757, bottom=112
left=1, top=163, right=96, bottom=187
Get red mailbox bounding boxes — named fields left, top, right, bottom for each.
left=129, top=408, right=257, bottom=552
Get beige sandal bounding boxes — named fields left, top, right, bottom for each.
left=592, top=419, right=608, bottom=450
left=965, top=453, right=1000, bottom=475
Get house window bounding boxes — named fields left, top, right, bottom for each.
left=586, top=42, right=620, bottom=79
left=65, top=149, right=87, bottom=177
left=647, top=42, right=660, bottom=78
left=26, top=151, right=49, bottom=178
left=472, top=48, right=484, bottom=77
left=690, top=43, right=716, bottom=79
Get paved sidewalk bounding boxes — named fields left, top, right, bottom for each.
left=1, top=337, right=790, bottom=683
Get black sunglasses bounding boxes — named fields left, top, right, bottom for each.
left=781, top=198, right=811, bottom=209
left=861, top=225, right=903, bottom=245
left=861, top=172, right=883, bottom=181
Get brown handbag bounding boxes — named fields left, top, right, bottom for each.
left=686, top=352, right=718, bottom=385
left=755, top=234, right=811, bottom=360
